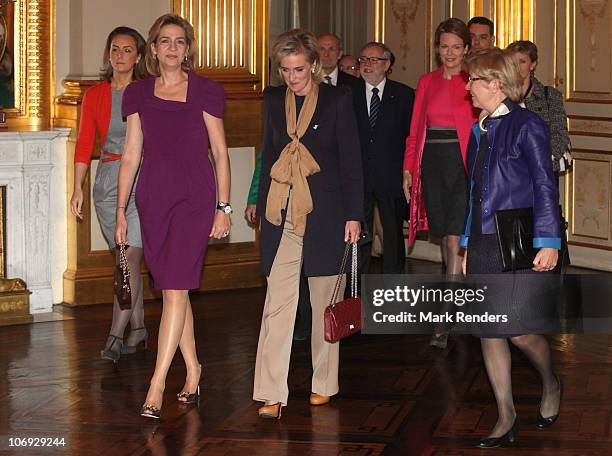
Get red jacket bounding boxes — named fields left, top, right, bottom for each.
left=74, top=81, right=112, bottom=164
left=403, top=67, right=478, bottom=246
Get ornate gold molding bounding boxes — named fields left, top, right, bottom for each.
left=374, top=0, right=386, bottom=42
left=173, top=0, right=268, bottom=92
left=491, top=0, right=535, bottom=48
left=4, top=0, right=52, bottom=129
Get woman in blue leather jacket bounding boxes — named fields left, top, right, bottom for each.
left=461, top=49, right=562, bottom=448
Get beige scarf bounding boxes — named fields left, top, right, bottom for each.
left=265, top=84, right=321, bottom=236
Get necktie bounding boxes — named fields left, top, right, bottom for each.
left=369, top=87, right=380, bottom=129
left=324, top=75, right=332, bottom=85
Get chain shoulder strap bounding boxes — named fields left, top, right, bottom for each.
left=329, top=242, right=358, bottom=307
left=119, top=242, right=131, bottom=294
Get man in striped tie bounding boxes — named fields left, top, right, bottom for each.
left=352, top=42, right=415, bottom=275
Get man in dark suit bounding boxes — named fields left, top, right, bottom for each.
left=353, top=42, right=414, bottom=274
left=318, top=33, right=359, bottom=88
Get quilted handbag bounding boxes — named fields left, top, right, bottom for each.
left=324, top=242, right=362, bottom=343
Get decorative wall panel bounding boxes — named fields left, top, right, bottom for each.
left=568, top=0, right=612, bottom=102
left=568, top=150, right=612, bottom=249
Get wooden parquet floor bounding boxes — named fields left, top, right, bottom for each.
left=1, top=259, right=611, bottom=455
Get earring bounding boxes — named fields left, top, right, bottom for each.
left=311, top=67, right=315, bottom=74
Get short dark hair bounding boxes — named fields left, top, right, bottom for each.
left=100, top=26, right=148, bottom=82
left=434, top=18, right=471, bottom=48
left=468, top=16, right=495, bottom=36
left=507, top=40, right=538, bottom=63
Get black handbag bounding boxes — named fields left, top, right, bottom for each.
left=494, top=207, right=568, bottom=272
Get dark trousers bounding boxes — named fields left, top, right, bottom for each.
left=361, top=185, right=407, bottom=275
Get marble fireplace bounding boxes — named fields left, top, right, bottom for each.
left=0, top=129, right=70, bottom=314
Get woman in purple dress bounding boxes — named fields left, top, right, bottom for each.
left=115, top=14, right=231, bottom=419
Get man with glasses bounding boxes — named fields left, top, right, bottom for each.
left=339, top=54, right=360, bottom=78
left=318, top=33, right=359, bottom=87
left=353, top=42, right=414, bottom=275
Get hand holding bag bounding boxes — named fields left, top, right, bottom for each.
left=114, top=242, right=132, bottom=310
left=324, top=242, right=362, bottom=343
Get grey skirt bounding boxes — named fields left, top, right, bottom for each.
left=92, top=160, right=142, bottom=249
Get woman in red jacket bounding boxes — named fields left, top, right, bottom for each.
left=403, top=18, right=478, bottom=347
left=70, top=26, right=148, bottom=362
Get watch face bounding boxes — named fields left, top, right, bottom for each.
left=223, top=205, right=233, bottom=214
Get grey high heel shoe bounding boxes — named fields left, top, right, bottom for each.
left=121, top=327, right=148, bottom=354
left=100, top=335, right=123, bottom=363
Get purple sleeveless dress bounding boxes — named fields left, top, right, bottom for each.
left=122, top=71, right=226, bottom=289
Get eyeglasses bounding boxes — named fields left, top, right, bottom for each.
left=341, top=65, right=359, bottom=71
left=358, top=56, right=388, bottom=64
left=468, top=76, right=485, bottom=82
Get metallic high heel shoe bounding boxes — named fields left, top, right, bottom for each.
left=309, top=393, right=330, bottom=406
left=177, top=365, right=202, bottom=404
left=536, top=376, right=562, bottom=429
left=477, top=416, right=519, bottom=448
left=100, top=335, right=123, bottom=363
left=121, top=327, right=148, bottom=355
left=258, top=402, right=282, bottom=419
left=177, top=385, right=200, bottom=404
left=140, top=404, right=161, bottom=419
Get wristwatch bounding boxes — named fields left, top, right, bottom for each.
left=216, top=202, right=233, bottom=214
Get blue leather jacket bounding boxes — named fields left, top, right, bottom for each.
left=460, top=100, right=561, bottom=250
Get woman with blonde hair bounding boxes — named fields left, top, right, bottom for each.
left=70, top=26, right=148, bottom=363
left=507, top=40, right=571, bottom=173
left=253, top=28, right=363, bottom=419
left=116, top=14, right=231, bottom=419
left=461, top=48, right=562, bottom=447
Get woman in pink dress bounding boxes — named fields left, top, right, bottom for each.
left=403, top=18, right=478, bottom=348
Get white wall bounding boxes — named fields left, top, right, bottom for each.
left=55, top=0, right=172, bottom=94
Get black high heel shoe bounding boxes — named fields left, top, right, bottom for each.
left=477, top=416, right=519, bottom=448
left=121, top=327, right=148, bottom=355
left=100, top=335, right=123, bottom=363
left=177, top=365, right=202, bottom=404
left=140, top=404, right=161, bottom=419
left=537, top=376, right=562, bottom=429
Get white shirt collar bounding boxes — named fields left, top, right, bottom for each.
left=365, top=78, right=387, bottom=113
left=324, top=67, right=339, bottom=86
left=365, top=78, right=386, bottom=95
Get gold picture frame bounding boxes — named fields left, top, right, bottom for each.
left=0, top=186, right=5, bottom=278
left=2, top=0, right=53, bottom=128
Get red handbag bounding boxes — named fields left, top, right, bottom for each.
left=324, top=242, right=362, bottom=343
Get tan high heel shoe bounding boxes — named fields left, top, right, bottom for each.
left=258, top=402, right=282, bottom=419
left=309, top=393, right=330, bottom=406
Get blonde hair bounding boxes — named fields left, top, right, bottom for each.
left=465, top=48, right=523, bottom=102
left=271, top=29, right=323, bottom=83
left=146, top=14, right=195, bottom=76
